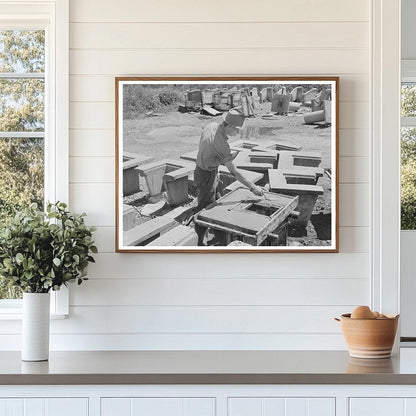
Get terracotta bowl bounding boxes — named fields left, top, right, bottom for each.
left=338, top=313, right=399, bottom=359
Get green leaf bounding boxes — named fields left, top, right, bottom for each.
left=90, top=246, right=98, bottom=254
left=53, top=258, right=61, bottom=267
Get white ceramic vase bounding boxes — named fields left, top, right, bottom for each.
left=22, top=292, right=50, bottom=361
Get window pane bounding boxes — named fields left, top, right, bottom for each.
left=0, top=30, right=45, bottom=73
left=0, top=78, right=44, bottom=132
left=402, top=83, right=416, bottom=117
left=0, top=29, right=45, bottom=301
left=0, top=138, right=44, bottom=299
left=401, top=127, right=416, bottom=230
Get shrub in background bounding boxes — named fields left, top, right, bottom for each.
left=123, top=85, right=183, bottom=118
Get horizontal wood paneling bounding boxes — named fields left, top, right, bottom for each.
left=69, top=183, right=114, bottom=226
left=339, top=227, right=369, bottom=253
left=69, top=75, right=368, bottom=103
left=339, top=184, right=369, bottom=227
left=69, top=157, right=114, bottom=183
left=92, top=227, right=115, bottom=253
left=60, top=0, right=372, bottom=351
left=57, top=306, right=352, bottom=334
left=70, top=0, right=369, bottom=23
left=70, top=76, right=115, bottom=102
left=0, top=333, right=347, bottom=350
left=70, top=22, right=368, bottom=50
left=339, top=157, right=369, bottom=183
left=0, top=305, right=354, bottom=334
left=338, top=129, right=369, bottom=157
left=70, top=103, right=113, bottom=129
left=69, top=129, right=114, bottom=157
left=71, top=278, right=368, bottom=306
left=86, top=253, right=369, bottom=279
left=69, top=49, right=368, bottom=76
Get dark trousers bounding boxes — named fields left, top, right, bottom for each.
left=194, top=166, right=218, bottom=245
left=194, top=166, right=218, bottom=211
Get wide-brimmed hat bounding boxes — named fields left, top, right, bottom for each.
left=223, top=107, right=245, bottom=129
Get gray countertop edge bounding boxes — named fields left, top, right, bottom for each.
left=2, top=373, right=416, bottom=385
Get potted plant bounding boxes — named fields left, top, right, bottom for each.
left=0, top=202, right=97, bottom=361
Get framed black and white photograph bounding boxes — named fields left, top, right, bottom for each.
left=115, top=77, right=338, bottom=252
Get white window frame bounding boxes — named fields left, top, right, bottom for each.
left=371, top=0, right=401, bottom=324
left=0, top=0, right=69, bottom=317
left=399, top=59, right=416, bottom=340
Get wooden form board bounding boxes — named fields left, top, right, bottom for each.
left=124, top=217, right=178, bottom=246
left=194, top=188, right=298, bottom=245
left=147, top=224, right=197, bottom=246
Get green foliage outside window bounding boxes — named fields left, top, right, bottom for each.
left=401, top=85, right=416, bottom=230
left=0, top=30, right=45, bottom=298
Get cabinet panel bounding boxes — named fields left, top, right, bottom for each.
left=101, top=398, right=215, bottom=416
left=131, top=398, right=183, bottom=416
left=308, top=398, right=336, bottom=416
left=285, top=399, right=307, bottom=416
left=24, top=400, right=45, bottom=416
left=228, top=398, right=335, bottom=416
left=264, top=399, right=285, bottom=415
left=47, top=398, right=88, bottom=416
left=349, top=398, right=405, bottom=416
left=7, top=400, right=23, bottom=416
left=101, top=398, right=131, bottom=416
left=0, top=398, right=87, bottom=416
left=228, top=398, right=263, bottom=416
left=405, top=398, right=416, bottom=414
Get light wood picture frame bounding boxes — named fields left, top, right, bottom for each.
left=115, top=77, right=339, bottom=253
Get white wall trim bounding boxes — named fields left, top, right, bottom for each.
left=371, top=0, right=401, bottom=315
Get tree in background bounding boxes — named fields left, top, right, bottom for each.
left=401, top=85, right=416, bottom=230
left=0, top=30, right=45, bottom=298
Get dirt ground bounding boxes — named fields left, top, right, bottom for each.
left=123, top=101, right=333, bottom=247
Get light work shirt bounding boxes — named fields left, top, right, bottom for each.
left=196, top=122, right=234, bottom=171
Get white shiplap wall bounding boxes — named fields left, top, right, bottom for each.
left=53, top=0, right=371, bottom=350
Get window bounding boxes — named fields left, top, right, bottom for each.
left=0, top=29, right=45, bottom=300
left=0, top=0, right=69, bottom=314
left=401, top=77, right=416, bottom=230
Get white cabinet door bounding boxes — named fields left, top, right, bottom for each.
left=0, top=398, right=88, bottom=416
left=350, top=398, right=404, bottom=416
left=228, top=398, right=335, bottom=416
left=101, top=398, right=215, bottom=416
left=350, top=398, right=416, bottom=416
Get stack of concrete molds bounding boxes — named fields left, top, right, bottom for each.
left=268, top=150, right=324, bottom=225
left=122, top=152, right=153, bottom=196
left=136, top=159, right=194, bottom=206
left=304, top=89, right=332, bottom=125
